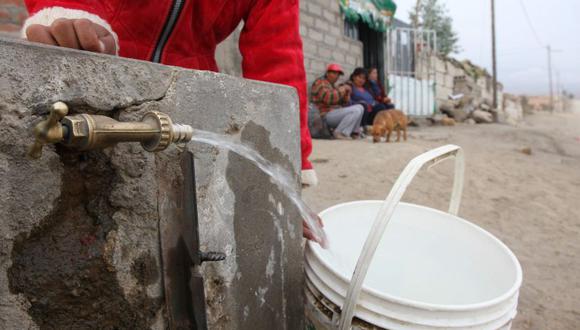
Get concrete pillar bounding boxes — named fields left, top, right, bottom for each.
left=0, top=37, right=303, bottom=329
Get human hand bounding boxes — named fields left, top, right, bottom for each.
left=383, top=97, right=392, bottom=104
left=303, top=216, right=324, bottom=243
left=25, top=18, right=116, bottom=54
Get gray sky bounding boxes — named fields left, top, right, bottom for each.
left=395, top=0, right=580, bottom=96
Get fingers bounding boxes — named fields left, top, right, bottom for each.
left=303, top=219, right=321, bottom=243
left=50, top=18, right=80, bottom=49
left=26, top=18, right=116, bottom=54
left=93, top=22, right=117, bottom=54
left=98, top=34, right=117, bottom=54
left=317, top=215, right=324, bottom=228
left=26, top=24, right=57, bottom=46
left=303, top=226, right=315, bottom=241
left=73, top=19, right=102, bottom=52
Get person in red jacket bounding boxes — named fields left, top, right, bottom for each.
left=21, top=0, right=320, bottom=241
left=21, top=0, right=317, bottom=186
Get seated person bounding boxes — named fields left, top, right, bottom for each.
left=311, top=64, right=364, bottom=140
left=349, top=67, right=390, bottom=127
left=367, top=67, right=396, bottom=109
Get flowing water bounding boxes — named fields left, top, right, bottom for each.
left=190, top=129, right=328, bottom=247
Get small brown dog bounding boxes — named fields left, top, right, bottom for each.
left=372, top=110, right=408, bottom=143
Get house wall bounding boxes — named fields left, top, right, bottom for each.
left=299, top=0, right=363, bottom=84
left=430, top=56, right=504, bottom=109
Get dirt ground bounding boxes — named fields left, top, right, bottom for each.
left=302, top=111, right=580, bottom=329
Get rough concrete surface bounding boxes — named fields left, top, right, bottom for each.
left=0, top=37, right=303, bottom=329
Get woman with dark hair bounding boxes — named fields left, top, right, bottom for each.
left=349, top=67, right=389, bottom=127
left=367, top=67, right=395, bottom=109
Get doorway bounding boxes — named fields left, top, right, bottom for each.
left=358, top=22, right=385, bottom=85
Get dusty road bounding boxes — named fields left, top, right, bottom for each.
left=303, top=112, right=580, bottom=329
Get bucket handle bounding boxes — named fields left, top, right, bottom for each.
left=337, top=144, right=465, bottom=330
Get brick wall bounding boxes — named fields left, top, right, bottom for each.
left=299, top=0, right=363, bottom=85
left=0, top=0, right=27, bottom=36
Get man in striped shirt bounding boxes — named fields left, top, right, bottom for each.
left=311, top=64, right=364, bottom=140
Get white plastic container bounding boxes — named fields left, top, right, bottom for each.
left=304, top=145, right=523, bottom=330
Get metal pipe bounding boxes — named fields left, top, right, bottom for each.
left=29, top=102, right=193, bottom=158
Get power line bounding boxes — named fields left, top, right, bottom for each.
left=518, top=0, right=543, bottom=47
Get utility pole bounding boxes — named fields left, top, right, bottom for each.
left=491, top=0, right=498, bottom=110
left=547, top=45, right=554, bottom=113
left=555, top=70, right=562, bottom=112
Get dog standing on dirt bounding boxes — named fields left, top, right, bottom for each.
left=372, top=110, right=408, bottom=143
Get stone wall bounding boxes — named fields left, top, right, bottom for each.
left=0, top=37, right=304, bottom=329
left=432, top=57, right=464, bottom=104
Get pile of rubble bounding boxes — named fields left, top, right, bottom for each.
left=430, top=96, right=496, bottom=126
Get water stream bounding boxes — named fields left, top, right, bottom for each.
left=190, top=129, right=328, bottom=247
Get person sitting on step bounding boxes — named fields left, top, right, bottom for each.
left=367, top=67, right=396, bottom=110
left=310, top=64, right=364, bottom=140
left=349, top=67, right=393, bottom=131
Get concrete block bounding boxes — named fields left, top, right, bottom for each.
left=349, top=41, right=363, bottom=54
left=318, top=46, right=332, bottom=59
left=338, top=40, right=350, bottom=51
left=323, top=34, right=337, bottom=47
left=322, top=11, right=337, bottom=23
left=0, top=37, right=303, bottom=330
left=300, top=13, right=315, bottom=26
left=329, top=25, right=342, bottom=37
left=331, top=51, right=345, bottom=63
left=311, top=59, right=326, bottom=73
left=300, top=24, right=308, bottom=37
left=302, top=39, right=318, bottom=56
left=307, top=3, right=322, bottom=16
left=314, top=19, right=329, bottom=32
left=346, top=55, right=357, bottom=66
left=309, top=29, right=323, bottom=42
left=315, top=0, right=331, bottom=7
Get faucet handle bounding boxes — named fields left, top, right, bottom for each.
left=28, top=102, right=69, bottom=159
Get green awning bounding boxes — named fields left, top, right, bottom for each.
left=340, top=0, right=397, bottom=32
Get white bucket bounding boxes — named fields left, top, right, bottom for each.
left=304, top=145, right=523, bottom=330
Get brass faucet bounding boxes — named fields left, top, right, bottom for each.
left=29, top=102, right=193, bottom=158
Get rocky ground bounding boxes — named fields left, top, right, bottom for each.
left=303, top=111, right=580, bottom=330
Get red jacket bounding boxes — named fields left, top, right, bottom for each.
left=24, top=0, right=313, bottom=173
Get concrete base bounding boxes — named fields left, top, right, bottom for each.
left=0, top=37, right=303, bottom=329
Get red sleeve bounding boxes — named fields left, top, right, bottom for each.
left=239, top=0, right=313, bottom=171
left=24, top=0, right=112, bottom=20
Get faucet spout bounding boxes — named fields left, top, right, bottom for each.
left=29, top=102, right=193, bottom=158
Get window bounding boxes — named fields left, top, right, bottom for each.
left=344, top=20, right=359, bottom=40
